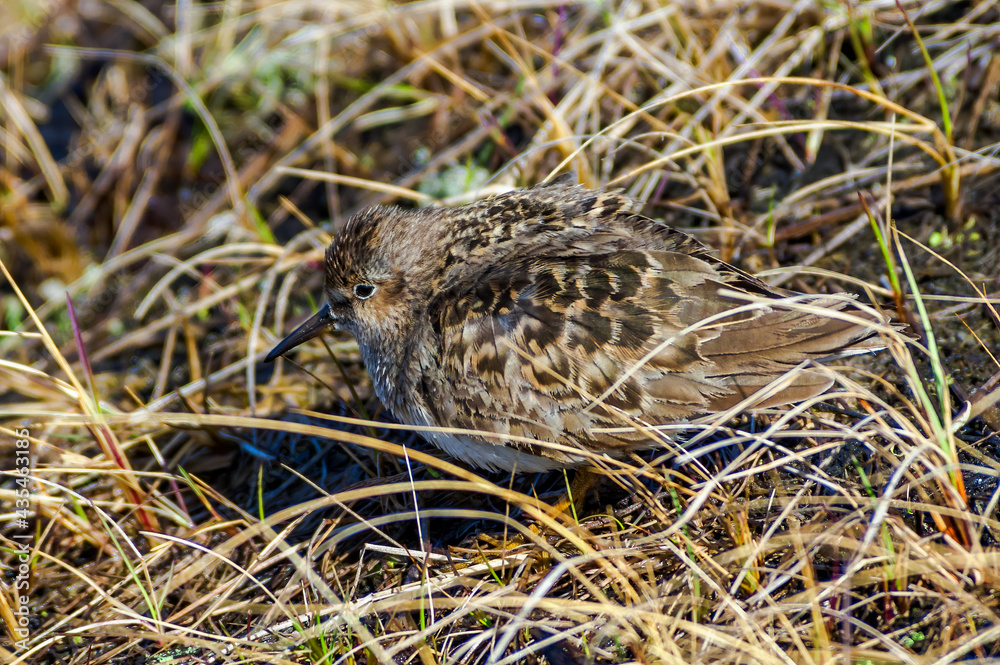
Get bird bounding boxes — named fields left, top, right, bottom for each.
left=264, top=179, right=890, bottom=474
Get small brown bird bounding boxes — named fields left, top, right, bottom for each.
left=265, top=180, right=887, bottom=473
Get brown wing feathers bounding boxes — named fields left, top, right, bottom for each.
left=437, top=200, right=884, bottom=440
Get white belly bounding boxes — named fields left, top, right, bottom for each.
left=423, top=429, right=584, bottom=472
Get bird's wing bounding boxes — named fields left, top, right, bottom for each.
left=430, top=246, right=883, bottom=461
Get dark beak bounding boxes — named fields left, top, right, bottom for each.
left=264, top=303, right=334, bottom=363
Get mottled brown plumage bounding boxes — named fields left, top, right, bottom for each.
left=266, top=180, right=888, bottom=472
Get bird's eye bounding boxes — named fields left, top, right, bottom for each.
left=353, top=284, right=377, bottom=300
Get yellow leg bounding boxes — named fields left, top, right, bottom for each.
left=551, top=466, right=601, bottom=517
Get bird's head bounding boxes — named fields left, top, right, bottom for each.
left=264, top=205, right=445, bottom=363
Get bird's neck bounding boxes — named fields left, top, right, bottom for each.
left=356, top=319, right=430, bottom=415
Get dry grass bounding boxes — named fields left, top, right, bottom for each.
left=2, top=1, right=1000, bottom=663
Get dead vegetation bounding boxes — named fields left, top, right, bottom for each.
left=1, top=1, right=1000, bottom=663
